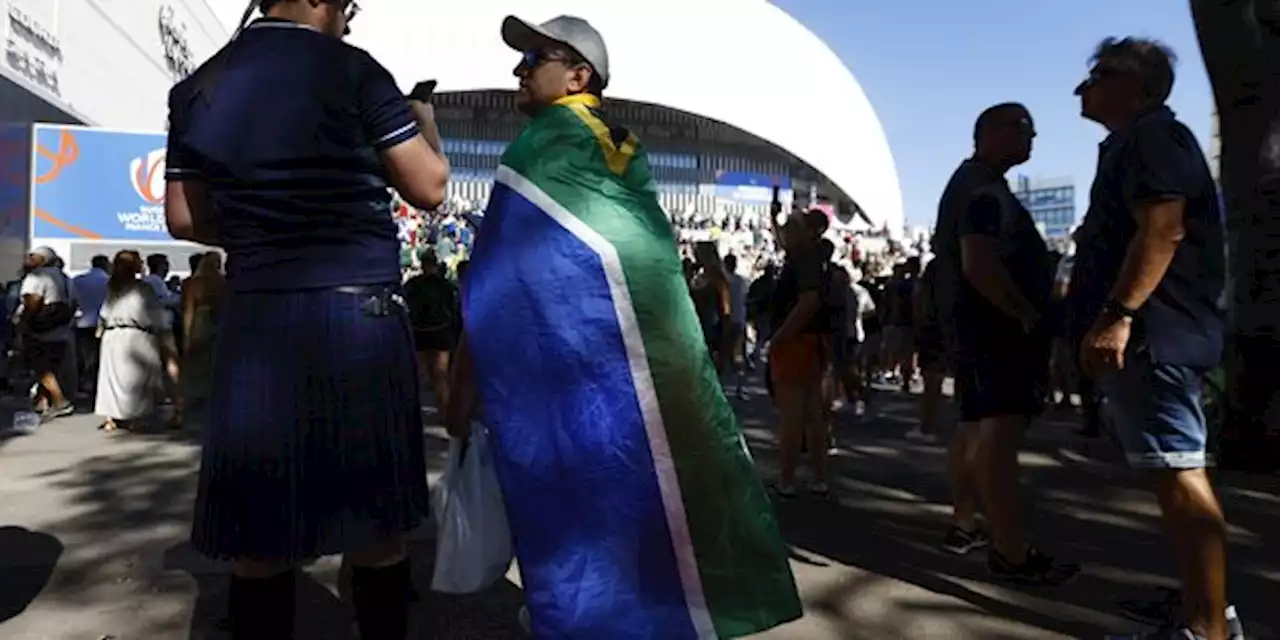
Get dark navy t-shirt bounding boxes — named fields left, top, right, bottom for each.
left=770, top=245, right=826, bottom=335
left=1068, top=107, right=1226, bottom=368
left=932, top=159, right=1052, bottom=348
left=165, top=18, right=419, bottom=292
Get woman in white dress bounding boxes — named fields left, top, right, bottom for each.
left=95, top=250, right=181, bottom=431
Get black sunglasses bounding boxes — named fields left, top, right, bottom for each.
left=1074, top=67, right=1123, bottom=95
left=519, top=49, right=580, bottom=71
left=998, top=116, right=1036, bottom=135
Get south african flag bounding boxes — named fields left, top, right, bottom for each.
left=462, top=94, right=801, bottom=639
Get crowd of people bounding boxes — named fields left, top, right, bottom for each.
left=5, top=247, right=226, bottom=432
left=665, top=36, right=1240, bottom=640
left=0, top=2, right=1243, bottom=638
left=394, top=196, right=479, bottom=276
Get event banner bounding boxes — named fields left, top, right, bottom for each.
left=709, top=171, right=792, bottom=204
left=30, top=124, right=170, bottom=241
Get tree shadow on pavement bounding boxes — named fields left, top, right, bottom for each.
left=734, top=385, right=1280, bottom=639
left=0, top=526, right=63, bottom=624
left=25, top=424, right=527, bottom=639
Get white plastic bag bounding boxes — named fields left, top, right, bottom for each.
left=430, top=425, right=513, bottom=593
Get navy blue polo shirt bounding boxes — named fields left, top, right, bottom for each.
left=932, top=159, right=1052, bottom=349
left=165, top=18, right=419, bottom=292
left=1068, top=106, right=1226, bottom=368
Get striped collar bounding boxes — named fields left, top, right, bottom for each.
left=246, top=17, right=321, bottom=33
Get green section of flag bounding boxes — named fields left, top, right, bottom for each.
left=501, top=104, right=801, bottom=638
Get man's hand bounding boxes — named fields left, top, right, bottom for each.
left=1081, top=315, right=1132, bottom=377
left=1018, top=309, right=1041, bottom=334
left=445, top=332, right=476, bottom=440
left=445, top=417, right=472, bottom=441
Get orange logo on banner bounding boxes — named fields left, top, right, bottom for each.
left=34, top=129, right=102, bottom=238
left=129, top=149, right=167, bottom=205
left=36, top=129, right=79, bottom=184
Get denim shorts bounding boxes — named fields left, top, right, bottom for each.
left=1099, top=351, right=1210, bottom=470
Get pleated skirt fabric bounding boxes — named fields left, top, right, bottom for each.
left=191, top=287, right=428, bottom=561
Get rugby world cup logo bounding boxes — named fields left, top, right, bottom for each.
left=129, top=148, right=167, bottom=205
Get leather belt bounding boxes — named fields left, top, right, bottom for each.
left=332, top=284, right=406, bottom=317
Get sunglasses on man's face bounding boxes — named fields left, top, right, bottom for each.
left=999, top=116, right=1036, bottom=136
left=518, top=49, right=586, bottom=74
left=1074, top=67, right=1123, bottom=95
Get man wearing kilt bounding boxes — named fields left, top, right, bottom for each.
left=163, top=1, right=450, bottom=638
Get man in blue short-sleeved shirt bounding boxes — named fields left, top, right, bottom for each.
left=162, top=2, right=450, bottom=638
left=931, top=103, right=1077, bottom=586
left=166, top=9, right=422, bottom=292
left=1071, top=37, right=1236, bottom=640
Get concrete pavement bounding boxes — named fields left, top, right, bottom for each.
left=0, top=381, right=1277, bottom=639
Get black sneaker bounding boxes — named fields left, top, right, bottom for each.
left=41, top=402, right=75, bottom=422
left=942, top=526, right=990, bottom=555
left=1106, top=624, right=1241, bottom=640
left=1105, top=627, right=1202, bottom=640
left=1119, top=589, right=1246, bottom=639
left=1119, top=587, right=1182, bottom=626
left=770, top=482, right=797, bottom=500
left=987, top=546, right=1079, bottom=586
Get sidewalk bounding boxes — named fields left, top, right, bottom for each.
left=0, top=385, right=1276, bottom=639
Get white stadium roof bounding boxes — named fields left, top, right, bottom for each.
left=206, top=0, right=904, bottom=231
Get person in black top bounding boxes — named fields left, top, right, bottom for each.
left=932, top=103, right=1077, bottom=584
left=1071, top=38, right=1234, bottom=640
left=163, top=1, right=450, bottom=638
left=913, top=258, right=945, bottom=440
left=882, top=257, right=919, bottom=391
left=768, top=209, right=832, bottom=497
left=745, top=262, right=777, bottom=367
left=403, top=251, right=460, bottom=413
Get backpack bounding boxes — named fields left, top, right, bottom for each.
left=25, top=273, right=76, bottom=334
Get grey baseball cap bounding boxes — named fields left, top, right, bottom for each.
left=502, top=15, right=610, bottom=90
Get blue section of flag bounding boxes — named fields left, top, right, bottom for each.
left=464, top=181, right=698, bottom=639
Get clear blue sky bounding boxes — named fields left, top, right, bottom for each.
left=772, top=0, right=1215, bottom=230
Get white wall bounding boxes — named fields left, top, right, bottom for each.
left=3, top=0, right=229, bottom=130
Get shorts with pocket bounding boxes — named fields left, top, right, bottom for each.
left=1098, top=350, right=1210, bottom=470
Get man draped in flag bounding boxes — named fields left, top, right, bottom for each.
left=447, top=13, right=802, bottom=640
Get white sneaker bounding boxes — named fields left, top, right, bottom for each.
left=853, top=401, right=867, bottom=417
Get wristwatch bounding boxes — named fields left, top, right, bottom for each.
left=1100, top=299, right=1138, bottom=322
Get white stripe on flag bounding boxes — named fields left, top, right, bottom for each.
left=495, top=165, right=717, bottom=639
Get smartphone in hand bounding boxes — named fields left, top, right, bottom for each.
left=407, top=80, right=437, bottom=103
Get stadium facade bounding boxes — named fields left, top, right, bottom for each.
left=210, top=0, right=905, bottom=234
left=0, top=0, right=228, bottom=130
left=1, top=0, right=903, bottom=276
left=0, top=0, right=229, bottom=275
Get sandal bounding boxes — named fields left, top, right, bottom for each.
left=99, top=419, right=118, bottom=432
